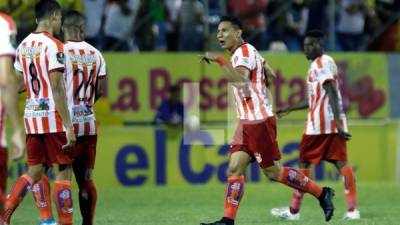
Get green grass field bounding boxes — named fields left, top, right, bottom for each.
left=9, top=181, right=400, bottom=225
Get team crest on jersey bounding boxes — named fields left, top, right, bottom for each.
left=56, top=52, right=65, bottom=64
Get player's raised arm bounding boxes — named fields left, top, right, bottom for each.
left=0, top=55, right=25, bottom=160
left=199, top=52, right=249, bottom=85
left=49, top=70, right=76, bottom=149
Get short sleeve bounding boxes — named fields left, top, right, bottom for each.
left=47, top=41, right=65, bottom=73
left=98, top=54, right=107, bottom=77
left=0, top=14, right=16, bottom=56
left=231, top=45, right=255, bottom=70
left=0, top=33, right=15, bottom=56
left=13, top=47, right=23, bottom=72
left=317, top=57, right=335, bottom=84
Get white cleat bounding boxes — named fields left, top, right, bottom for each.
left=343, top=209, right=360, bottom=220
left=270, top=207, right=300, bottom=220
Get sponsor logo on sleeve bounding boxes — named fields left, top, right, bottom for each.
left=56, top=52, right=65, bottom=64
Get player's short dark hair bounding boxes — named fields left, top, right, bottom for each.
left=35, top=0, right=62, bottom=21
left=219, top=16, right=242, bottom=30
left=62, top=10, right=85, bottom=28
left=305, top=30, right=324, bottom=39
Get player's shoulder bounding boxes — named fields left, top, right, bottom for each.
left=0, top=12, right=16, bottom=33
left=232, top=43, right=256, bottom=58
left=321, top=54, right=335, bottom=64
left=312, top=54, right=333, bottom=69
left=232, top=43, right=257, bottom=59
left=86, top=42, right=103, bottom=57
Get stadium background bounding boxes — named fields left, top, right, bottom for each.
left=2, top=0, right=400, bottom=224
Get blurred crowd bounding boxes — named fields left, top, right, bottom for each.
left=1, top=0, right=399, bottom=52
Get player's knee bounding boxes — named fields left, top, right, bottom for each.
left=27, top=165, right=46, bottom=182
left=262, top=167, right=280, bottom=181
left=54, top=164, right=73, bottom=181
left=84, top=169, right=93, bottom=181
left=227, top=163, right=245, bottom=176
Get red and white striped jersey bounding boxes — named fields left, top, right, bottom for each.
left=305, top=54, right=348, bottom=135
left=14, top=32, right=65, bottom=134
left=64, top=41, right=106, bottom=137
left=0, top=13, right=16, bottom=147
left=230, top=43, right=273, bottom=121
left=0, top=12, right=16, bottom=56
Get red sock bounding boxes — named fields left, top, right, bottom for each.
left=289, top=168, right=311, bottom=214
left=53, top=181, right=73, bottom=225
left=0, top=190, right=4, bottom=223
left=223, top=176, right=245, bottom=220
left=32, top=175, right=53, bottom=220
left=341, top=166, right=357, bottom=211
left=279, top=167, right=322, bottom=198
left=79, top=180, right=97, bottom=225
left=4, top=174, right=33, bottom=223
left=0, top=150, right=8, bottom=192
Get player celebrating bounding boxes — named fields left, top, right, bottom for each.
left=0, top=12, right=25, bottom=224
left=3, top=1, right=76, bottom=225
left=31, top=10, right=107, bottom=225
left=199, top=16, right=335, bottom=225
left=270, top=30, right=360, bottom=220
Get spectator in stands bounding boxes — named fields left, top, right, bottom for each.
left=178, top=0, right=205, bottom=51
left=204, top=0, right=227, bottom=51
left=285, top=0, right=309, bottom=51
left=373, top=0, right=400, bottom=51
left=305, top=0, right=328, bottom=32
left=265, top=0, right=290, bottom=50
left=83, top=0, right=106, bottom=49
left=336, top=0, right=368, bottom=51
left=165, top=0, right=182, bottom=51
left=227, top=0, right=269, bottom=50
left=103, top=0, right=140, bottom=51
left=135, top=0, right=156, bottom=51
left=154, top=85, right=184, bottom=126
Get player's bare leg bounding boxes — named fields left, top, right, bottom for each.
left=73, top=164, right=97, bottom=225
left=201, top=151, right=251, bottom=225
left=333, top=160, right=360, bottom=220
left=4, top=164, right=46, bottom=223
left=263, top=161, right=335, bottom=221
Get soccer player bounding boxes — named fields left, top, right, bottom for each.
left=270, top=30, right=360, bottom=220
left=3, top=1, right=76, bottom=225
left=0, top=12, right=25, bottom=224
left=199, top=16, right=335, bottom=225
left=32, top=10, right=107, bottom=225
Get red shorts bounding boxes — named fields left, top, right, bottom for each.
left=300, top=134, right=347, bottom=164
left=73, top=135, right=97, bottom=169
left=230, top=117, right=281, bottom=168
left=26, top=133, right=73, bottom=167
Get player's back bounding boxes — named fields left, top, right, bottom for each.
left=63, top=41, right=106, bottom=136
left=14, top=32, right=65, bottom=134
